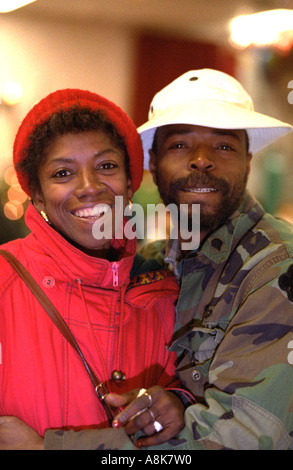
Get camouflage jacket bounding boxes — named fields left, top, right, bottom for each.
left=145, top=191, right=293, bottom=450
left=45, top=191, right=293, bottom=450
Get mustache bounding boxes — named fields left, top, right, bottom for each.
left=170, top=173, right=230, bottom=194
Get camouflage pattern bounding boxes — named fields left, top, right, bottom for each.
left=145, top=191, right=293, bottom=450
left=44, top=427, right=138, bottom=450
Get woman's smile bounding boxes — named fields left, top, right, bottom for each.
left=71, top=203, right=113, bottom=222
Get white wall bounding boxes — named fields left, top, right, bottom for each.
left=0, top=14, right=136, bottom=172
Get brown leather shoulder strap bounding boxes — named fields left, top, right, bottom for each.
left=0, top=249, right=115, bottom=423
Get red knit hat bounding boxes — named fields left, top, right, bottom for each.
left=13, top=89, right=144, bottom=196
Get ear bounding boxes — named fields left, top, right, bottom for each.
left=31, top=187, right=46, bottom=213
left=127, top=178, right=134, bottom=201
left=246, top=152, right=253, bottom=176
left=148, top=150, right=158, bottom=186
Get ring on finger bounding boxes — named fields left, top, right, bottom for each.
left=143, top=391, right=152, bottom=408
left=153, top=420, right=163, bottom=433
left=148, top=408, right=155, bottom=422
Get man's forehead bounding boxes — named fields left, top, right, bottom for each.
left=156, top=124, right=245, bottom=141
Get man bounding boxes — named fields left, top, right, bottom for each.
left=131, top=68, right=293, bottom=450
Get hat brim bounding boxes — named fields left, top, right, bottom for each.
left=138, top=101, right=292, bottom=169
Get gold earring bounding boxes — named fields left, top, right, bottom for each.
left=40, top=210, right=50, bottom=224
left=128, top=199, right=133, bottom=211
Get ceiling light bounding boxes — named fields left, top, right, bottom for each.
left=230, top=9, right=293, bottom=48
left=0, top=0, right=37, bottom=13
left=1, top=81, right=23, bottom=106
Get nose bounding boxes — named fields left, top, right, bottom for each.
left=188, top=146, right=215, bottom=172
left=75, top=169, right=105, bottom=199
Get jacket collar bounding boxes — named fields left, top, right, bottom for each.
left=165, top=191, right=265, bottom=271
left=25, top=202, right=136, bottom=287
left=197, top=191, right=265, bottom=264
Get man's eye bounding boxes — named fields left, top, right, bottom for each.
left=218, top=144, right=234, bottom=151
left=169, top=143, right=186, bottom=150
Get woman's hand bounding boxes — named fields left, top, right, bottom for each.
left=105, top=385, right=185, bottom=447
left=0, top=416, right=44, bottom=450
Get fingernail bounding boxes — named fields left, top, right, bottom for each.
left=136, top=440, right=142, bottom=448
left=112, top=419, right=121, bottom=429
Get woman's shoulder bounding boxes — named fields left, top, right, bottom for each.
left=0, top=236, right=29, bottom=259
left=0, top=238, right=30, bottom=283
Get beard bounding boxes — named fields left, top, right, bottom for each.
left=156, top=170, right=248, bottom=234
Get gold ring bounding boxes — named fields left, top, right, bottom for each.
left=143, top=391, right=152, bottom=408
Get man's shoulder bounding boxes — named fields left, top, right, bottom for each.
left=257, top=212, right=293, bottom=255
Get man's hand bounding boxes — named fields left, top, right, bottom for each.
left=0, top=416, right=44, bottom=450
left=106, top=385, right=185, bottom=447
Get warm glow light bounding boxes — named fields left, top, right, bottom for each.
left=3, top=167, right=18, bottom=186
left=7, top=185, right=28, bottom=204
left=0, top=0, right=36, bottom=13
left=2, top=166, right=28, bottom=220
left=1, top=81, right=23, bottom=106
left=230, top=9, right=293, bottom=48
left=4, top=201, right=24, bottom=220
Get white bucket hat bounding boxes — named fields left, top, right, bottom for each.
left=138, top=69, right=292, bottom=168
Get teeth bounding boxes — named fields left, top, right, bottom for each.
left=74, top=204, right=111, bottom=218
left=184, top=188, right=217, bottom=193
left=93, top=204, right=111, bottom=216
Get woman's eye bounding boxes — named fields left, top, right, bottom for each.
left=99, top=162, right=117, bottom=170
left=53, top=169, right=71, bottom=178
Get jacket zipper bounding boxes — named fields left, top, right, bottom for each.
left=77, top=264, right=119, bottom=288
left=112, top=262, right=118, bottom=287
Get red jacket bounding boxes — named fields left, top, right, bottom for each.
left=0, top=204, right=179, bottom=436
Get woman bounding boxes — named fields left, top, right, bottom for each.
left=0, top=89, right=189, bottom=449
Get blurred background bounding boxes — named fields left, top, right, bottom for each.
left=0, top=0, right=293, bottom=243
